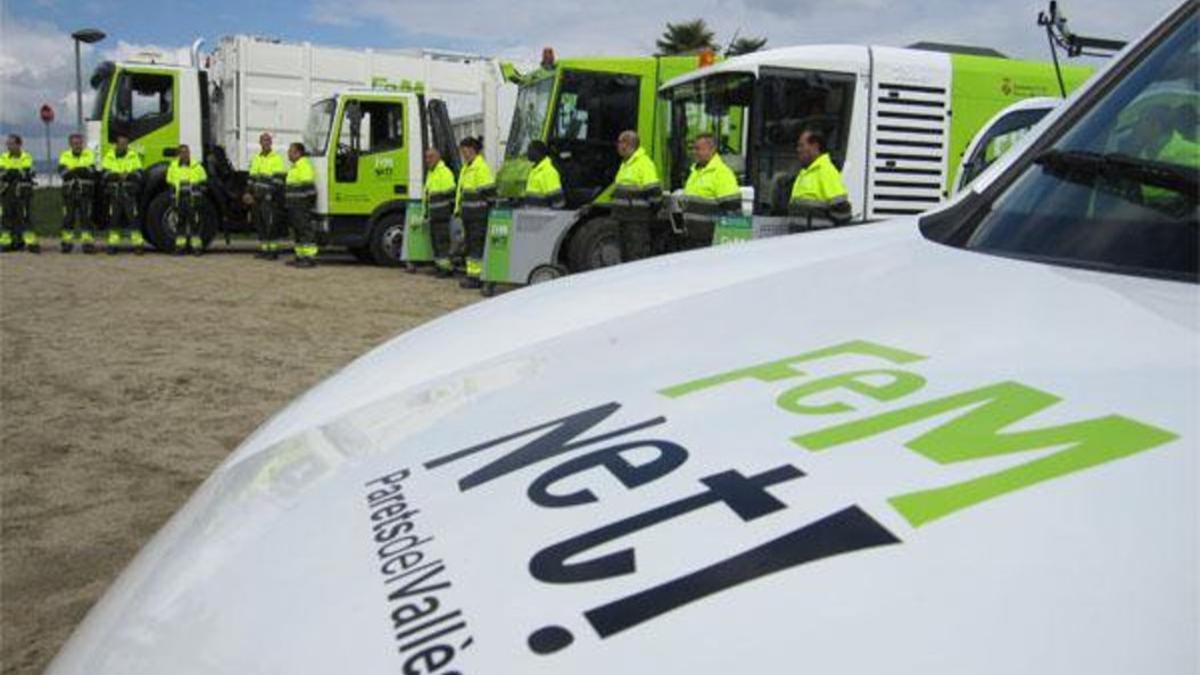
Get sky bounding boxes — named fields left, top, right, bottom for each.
left=0, top=0, right=1183, bottom=159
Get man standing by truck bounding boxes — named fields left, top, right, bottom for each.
left=102, top=133, right=145, bottom=255
left=680, top=133, right=741, bottom=248
left=246, top=133, right=287, bottom=260
left=0, top=135, right=37, bottom=253
left=167, top=144, right=207, bottom=256
left=423, top=147, right=457, bottom=277
left=285, top=142, right=318, bottom=269
left=455, top=136, right=495, bottom=289
left=611, top=130, right=661, bottom=262
left=58, top=133, right=97, bottom=254
left=789, top=129, right=851, bottom=227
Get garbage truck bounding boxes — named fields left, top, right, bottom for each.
left=476, top=43, right=1092, bottom=288
left=85, top=35, right=506, bottom=260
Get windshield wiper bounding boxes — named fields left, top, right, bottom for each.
left=1035, top=149, right=1200, bottom=201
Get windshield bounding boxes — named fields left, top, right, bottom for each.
left=304, top=98, right=337, bottom=156
left=951, top=9, right=1198, bottom=281
left=505, top=75, right=554, bottom=160
left=665, top=73, right=752, bottom=190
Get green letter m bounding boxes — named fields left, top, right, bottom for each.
left=795, top=381, right=1178, bottom=528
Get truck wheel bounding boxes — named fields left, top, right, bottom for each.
left=567, top=217, right=621, bottom=272
left=145, top=192, right=220, bottom=252
left=527, top=264, right=568, bottom=285
left=145, top=191, right=175, bottom=251
left=368, top=211, right=405, bottom=267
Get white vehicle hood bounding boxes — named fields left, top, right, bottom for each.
left=48, top=220, right=1199, bottom=674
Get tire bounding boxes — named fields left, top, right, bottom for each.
left=145, top=191, right=219, bottom=252
left=566, top=216, right=621, bottom=272
left=527, top=264, right=568, bottom=285
left=368, top=211, right=406, bottom=267
left=349, top=245, right=373, bottom=264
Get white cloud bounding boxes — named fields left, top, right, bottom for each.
left=0, top=15, right=83, bottom=128
left=0, top=14, right=190, bottom=155
left=305, top=0, right=1178, bottom=63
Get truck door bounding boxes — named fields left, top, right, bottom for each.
left=548, top=69, right=640, bottom=207
left=426, top=98, right=461, bottom=176
left=107, top=67, right=179, bottom=167
left=750, top=68, right=857, bottom=216
left=330, top=96, right=410, bottom=216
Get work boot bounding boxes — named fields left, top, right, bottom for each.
left=173, top=247, right=187, bottom=257
left=61, top=241, right=73, bottom=254
left=459, top=276, right=481, bottom=289
left=27, top=243, right=41, bottom=254
left=107, top=246, right=119, bottom=255
left=82, top=242, right=96, bottom=254
left=134, top=246, right=144, bottom=256
left=192, top=247, right=203, bottom=257
left=287, top=256, right=316, bottom=269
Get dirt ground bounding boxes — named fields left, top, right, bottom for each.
left=0, top=245, right=480, bottom=674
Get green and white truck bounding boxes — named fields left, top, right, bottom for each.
left=85, top=36, right=504, bottom=261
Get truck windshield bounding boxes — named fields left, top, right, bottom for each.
left=665, top=73, right=752, bottom=191
left=506, top=75, right=554, bottom=159
left=304, top=99, right=337, bottom=155
left=946, top=8, right=1198, bottom=281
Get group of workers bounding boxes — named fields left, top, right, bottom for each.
left=415, top=124, right=850, bottom=288
left=241, top=133, right=319, bottom=267
left=608, top=125, right=849, bottom=261
left=0, top=131, right=319, bottom=266
left=420, top=136, right=563, bottom=288
left=2, top=122, right=849, bottom=280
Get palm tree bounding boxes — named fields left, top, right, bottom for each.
left=656, top=19, right=718, bottom=55
left=725, top=36, right=768, bottom=57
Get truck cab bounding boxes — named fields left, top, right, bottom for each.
left=302, top=86, right=458, bottom=264
left=487, top=53, right=703, bottom=273
left=497, top=52, right=700, bottom=207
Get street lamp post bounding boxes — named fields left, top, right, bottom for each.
left=70, top=28, right=106, bottom=134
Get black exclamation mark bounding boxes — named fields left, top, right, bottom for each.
left=527, top=505, right=899, bottom=654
